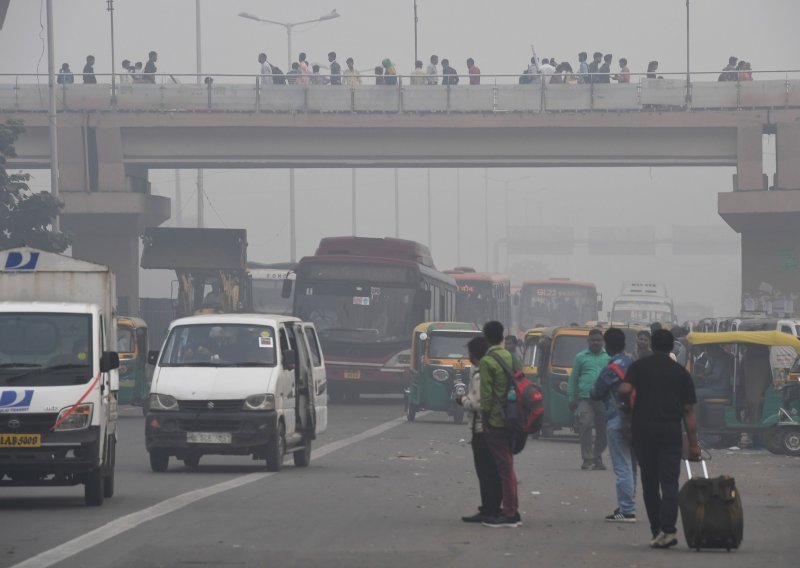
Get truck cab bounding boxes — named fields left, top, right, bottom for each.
left=0, top=248, right=120, bottom=506
left=145, top=314, right=327, bottom=472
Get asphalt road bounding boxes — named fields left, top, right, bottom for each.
left=2, top=399, right=799, bottom=568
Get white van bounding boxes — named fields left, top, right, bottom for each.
left=145, top=314, right=327, bottom=472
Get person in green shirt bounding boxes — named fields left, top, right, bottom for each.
left=568, top=328, right=610, bottom=470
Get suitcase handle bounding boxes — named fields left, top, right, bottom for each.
left=684, top=458, right=709, bottom=479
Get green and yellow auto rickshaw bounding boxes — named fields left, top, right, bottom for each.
left=117, top=316, right=152, bottom=413
left=687, top=330, right=800, bottom=455
left=404, top=322, right=481, bottom=424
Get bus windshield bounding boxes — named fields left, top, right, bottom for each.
left=295, top=282, right=417, bottom=343
left=252, top=278, right=293, bottom=315
left=520, top=284, right=597, bottom=328
left=0, top=313, right=94, bottom=387
left=455, top=281, right=494, bottom=327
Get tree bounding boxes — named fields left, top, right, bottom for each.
left=0, top=120, right=69, bottom=252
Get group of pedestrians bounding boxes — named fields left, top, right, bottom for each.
left=56, top=52, right=159, bottom=85
left=719, top=56, right=753, bottom=81
left=457, top=322, right=701, bottom=550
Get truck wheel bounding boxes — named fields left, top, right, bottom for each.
left=293, top=438, right=311, bottom=467
left=149, top=450, right=170, bottom=472
left=183, top=455, right=201, bottom=467
left=84, top=468, right=105, bottom=506
left=265, top=422, right=285, bottom=472
left=103, top=437, right=116, bottom=498
left=782, top=429, right=800, bottom=457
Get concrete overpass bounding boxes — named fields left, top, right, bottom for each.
left=2, top=78, right=800, bottom=315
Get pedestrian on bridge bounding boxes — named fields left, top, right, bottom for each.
left=82, top=55, right=97, bottom=84
left=578, top=52, right=589, bottom=83
left=143, top=51, right=158, bottom=84
left=599, top=53, right=613, bottom=83
left=343, top=58, right=361, bottom=86
left=618, top=329, right=700, bottom=549
left=568, top=328, right=609, bottom=470
left=258, top=53, right=273, bottom=86
left=426, top=55, right=439, bottom=85
left=441, top=59, right=458, bottom=85
left=588, top=51, right=602, bottom=83
left=457, top=336, right=502, bottom=524
left=614, top=58, right=631, bottom=83
left=57, top=63, right=74, bottom=85
left=410, top=60, right=426, bottom=85
left=719, top=56, right=738, bottom=81
left=298, top=52, right=310, bottom=85
left=328, top=52, right=342, bottom=85
left=382, top=59, right=398, bottom=85
left=467, top=58, right=481, bottom=85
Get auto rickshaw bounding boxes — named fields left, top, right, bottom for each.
left=404, top=322, right=481, bottom=424
left=529, top=326, right=594, bottom=436
left=117, top=316, right=152, bottom=414
left=522, top=327, right=546, bottom=382
left=686, top=330, right=800, bottom=455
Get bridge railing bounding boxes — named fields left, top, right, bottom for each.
left=1, top=70, right=799, bottom=114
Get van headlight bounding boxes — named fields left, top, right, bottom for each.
left=243, top=394, right=275, bottom=411
left=54, top=403, right=93, bottom=431
left=149, top=393, right=178, bottom=411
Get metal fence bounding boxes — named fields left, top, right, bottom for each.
left=2, top=71, right=799, bottom=113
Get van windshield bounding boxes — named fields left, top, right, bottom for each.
left=160, top=324, right=277, bottom=367
left=0, top=313, right=94, bottom=387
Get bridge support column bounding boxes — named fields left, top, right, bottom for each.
left=719, top=190, right=800, bottom=316
left=61, top=193, right=170, bottom=316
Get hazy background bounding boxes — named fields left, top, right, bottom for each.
left=2, top=0, right=798, bottom=319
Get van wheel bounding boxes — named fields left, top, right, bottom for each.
left=266, top=422, right=285, bottom=472
left=84, top=468, right=105, bottom=506
left=782, top=429, right=800, bottom=457
left=293, top=438, right=311, bottom=467
left=183, top=455, right=201, bottom=467
left=149, top=450, right=170, bottom=472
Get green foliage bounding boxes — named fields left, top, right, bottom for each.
left=0, top=120, right=69, bottom=252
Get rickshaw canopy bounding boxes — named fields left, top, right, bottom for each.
left=687, top=330, right=800, bottom=350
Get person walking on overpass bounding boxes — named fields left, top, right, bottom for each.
left=143, top=51, right=158, bottom=84
left=57, top=63, right=74, bottom=85
left=591, top=328, right=636, bottom=523
left=258, top=53, right=273, bottom=86
left=577, top=52, right=589, bottom=84
left=410, top=60, right=426, bottom=85
left=82, top=55, right=97, bottom=84
left=598, top=53, right=613, bottom=83
left=426, top=54, right=439, bottom=85
left=588, top=52, right=602, bottom=83
left=614, top=58, right=630, bottom=83
left=343, top=57, right=362, bottom=86
left=328, top=52, right=342, bottom=85
left=568, top=328, right=610, bottom=470
left=467, top=58, right=481, bottom=85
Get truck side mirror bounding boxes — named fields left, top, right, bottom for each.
left=148, top=350, right=160, bottom=365
left=100, top=351, right=120, bottom=372
left=281, top=279, right=294, bottom=299
left=282, top=349, right=297, bottom=371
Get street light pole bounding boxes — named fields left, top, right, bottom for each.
left=196, top=0, right=204, bottom=227
left=413, top=0, right=419, bottom=63
left=394, top=169, right=400, bottom=238
left=351, top=169, right=357, bottom=236
left=484, top=168, right=489, bottom=272
left=289, top=169, right=296, bottom=261
left=107, top=0, right=116, bottom=103
left=45, top=0, right=59, bottom=231
left=426, top=169, right=432, bottom=249
left=686, top=0, right=691, bottom=105
left=456, top=169, right=461, bottom=266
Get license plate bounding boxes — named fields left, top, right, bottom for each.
left=186, top=432, right=232, bottom=444
left=344, top=371, right=361, bottom=380
left=0, top=434, right=41, bottom=448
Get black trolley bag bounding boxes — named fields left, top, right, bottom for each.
left=678, top=459, right=743, bottom=551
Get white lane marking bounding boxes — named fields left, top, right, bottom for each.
left=11, top=413, right=421, bottom=568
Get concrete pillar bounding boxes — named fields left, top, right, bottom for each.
left=734, top=125, right=765, bottom=191
left=776, top=123, right=800, bottom=191
left=719, top=190, right=800, bottom=316
left=61, top=192, right=171, bottom=316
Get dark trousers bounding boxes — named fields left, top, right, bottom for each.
left=471, top=432, right=501, bottom=516
left=577, top=399, right=607, bottom=463
left=633, top=429, right=682, bottom=536
left=485, top=427, right=518, bottom=518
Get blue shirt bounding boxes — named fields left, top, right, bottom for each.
left=590, top=352, right=633, bottom=422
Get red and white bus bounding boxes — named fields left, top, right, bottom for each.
left=447, top=269, right=512, bottom=330
left=293, top=237, right=457, bottom=400
left=517, top=278, right=601, bottom=330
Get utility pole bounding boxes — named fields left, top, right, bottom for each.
left=107, top=0, right=116, bottom=104
left=456, top=169, right=461, bottom=266
left=394, top=169, right=400, bottom=238
left=46, top=0, right=59, bottom=231
left=351, top=169, right=357, bottom=236
left=484, top=168, right=489, bottom=272
left=196, top=0, right=204, bottom=227
left=427, top=169, right=432, bottom=249
left=175, top=170, right=182, bottom=227
left=413, top=0, right=419, bottom=63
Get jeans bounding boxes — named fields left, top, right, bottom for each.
left=485, top=427, right=518, bottom=518
left=471, top=432, right=501, bottom=516
left=633, top=428, right=683, bottom=536
left=577, top=399, right=607, bottom=463
left=607, top=417, right=637, bottom=515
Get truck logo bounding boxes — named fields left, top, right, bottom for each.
left=0, top=390, right=34, bottom=413
left=207, top=401, right=215, bottom=409
left=7, top=418, right=21, bottom=429
left=3, top=251, right=40, bottom=271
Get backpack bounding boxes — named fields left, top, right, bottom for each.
left=271, top=66, right=287, bottom=85
left=489, top=351, right=545, bottom=442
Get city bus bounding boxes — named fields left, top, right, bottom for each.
left=293, top=237, right=457, bottom=400
left=248, top=262, right=296, bottom=316
left=517, top=278, right=601, bottom=330
left=447, top=269, right=511, bottom=329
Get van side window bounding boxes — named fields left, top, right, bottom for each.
left=781, top=325, right=792, bottom=335
left=279, top=328, right=289, bottom=352
left=304, top=326, right=322, bottom=367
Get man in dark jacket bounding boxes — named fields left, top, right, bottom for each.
left=619, top=329, right=700, bottom=549
left=441, top=59, right=459, bottom=86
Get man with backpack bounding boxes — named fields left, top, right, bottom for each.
left=590, top=328, right=636, bottom=523
left=478, top=321, right=521, bottom=528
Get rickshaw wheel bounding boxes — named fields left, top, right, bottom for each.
left=406, top=403, right=417, bottom=422
left=781, top=428, right=800, bottom=457
left=762, top=428, right=785, bottom=455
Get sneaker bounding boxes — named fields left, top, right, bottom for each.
left=605, top=509, right=636, bottom=523
left=650, top=531, right=678, bottom=549
left=462, top=512, right=494, bottom=523
left=482, top=514, right=522, bottom=528
left=581, top=460, right=594, bottom=470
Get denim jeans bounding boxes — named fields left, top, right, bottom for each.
left=607, top=416, right=637, bottom=515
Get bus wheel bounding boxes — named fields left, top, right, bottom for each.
left=782, top=428, right=800, bottom=457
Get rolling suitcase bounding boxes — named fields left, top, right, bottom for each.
left=678, top=459, right=743, bottom=551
